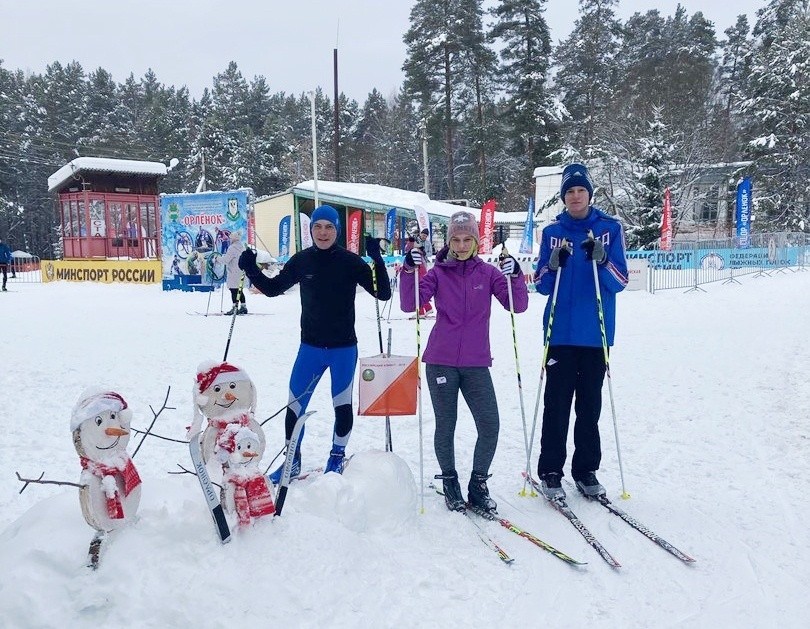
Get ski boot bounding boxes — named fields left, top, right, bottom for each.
left=538, top=471, right=566, bottom=501
left=325, top=445, right=346, bottom=474
left=224, top=305, right=237, bottom=315
left=467, top=471, right=497, bottom=513
left=434, top=471, right=465, bottom=512
left=573, top=471, right=606, bottom=498
left=237, top=304, right=248, bottom=315
left=267, top=449, right=301, bottom=485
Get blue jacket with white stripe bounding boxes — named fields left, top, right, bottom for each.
left=535, top=207, right=628, bottom=347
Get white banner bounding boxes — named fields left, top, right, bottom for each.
left=299, top=213, right=312, bottom=249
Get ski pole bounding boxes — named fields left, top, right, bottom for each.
left=204, top=282, right=214, bottom=316
left=223, top=272, right=245, bottom=361
left=370, top=258, right=393, bottom=452
left=499, top=247, right=531, bottom=497
left=525, top=249, right=565, bottom=496
left=413, top=260, right=425, bottom=514
left=588, top=230, right=629, bottom=499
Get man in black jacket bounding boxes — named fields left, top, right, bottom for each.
left=239, top=205, right=391, bottom=480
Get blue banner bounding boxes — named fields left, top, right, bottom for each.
left=736, top=178, right=752, bottom=248
left=520, top=198, right=535, bottom=254
left=385, top=208, right=397, bottom=246
left=279, top=215, right=291, bottom=260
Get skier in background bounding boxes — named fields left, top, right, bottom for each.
left=221, top=231, right=247, bottom=315
left=239, top=205, right=391, bottom=479
left=533, top=163, right=628, bottom=501
left=0, top=237, right=12, bottom=291
left=400, top=210, right=528, bottom=514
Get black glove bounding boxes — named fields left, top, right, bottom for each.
left=238, top=248, right=258, bottom=274
left=548, top=240, right=573, bottom=271
left=499, top=255, right=520, bottom=277
left=365, top=236, right=386, bottom=263
left=405, top=248, right=424, bottom=267
left=581, top=235, right=607, bottom=264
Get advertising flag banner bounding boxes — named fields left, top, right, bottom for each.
left=278, top=215, right=291, bottom=259
left=358, top=354, right=418, bottom=416
left=347, top=209, right=362, bottom=254
left=736, top=178, right=752, bottom=248
left=300, top=213, right=312, bottom=249
left=413, top=204, right=430, bottom=235
left=385, top=208, right=397, bottom=244
left=661, top=187, right=673, bottom=251
left=520, top=198, right=534, bottom=254
left=478, top=199, right=497, bottom=254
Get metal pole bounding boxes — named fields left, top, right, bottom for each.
left=421, top=119, right=429, bottom=196
left=310, top=92, right=319, bottom=207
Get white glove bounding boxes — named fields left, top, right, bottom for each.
left=408, top=249, right=423, bottom=267
left=499, top=256, right=518, bottom=276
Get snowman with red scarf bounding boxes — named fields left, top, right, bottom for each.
left=217, top=424, right=276, bottom=527
left=71, top=388, right=142, bottom=533
left=189, top=360, right=265, bottom=476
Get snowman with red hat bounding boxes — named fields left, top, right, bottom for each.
left=188, top=360, right=265, bottom=471
left=217, top=424, right=276, bottom=527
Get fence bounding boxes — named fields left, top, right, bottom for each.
left=628, top=232, right=810, bottom=292
left=5, top=256, right=43, bottom=285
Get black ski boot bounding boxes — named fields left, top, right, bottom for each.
left=434, top=471, right=466, bottom=512
left=468, top=471, right=497, bottom=513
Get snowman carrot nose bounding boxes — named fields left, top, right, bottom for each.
left=224, top=391, right=237, bottom=401
left=105, top=427, right=129, bottom=436
left=242, top=451, right=259, bottom=458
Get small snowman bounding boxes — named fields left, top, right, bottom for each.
left=218, top=424, right=276, bottom=527
left=188, top=361, right=265, bottom=469
left=71, top=388, right=142, bottom=533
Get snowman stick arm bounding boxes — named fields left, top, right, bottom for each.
left=15, top=472, right=85, bottom=494
left=131, top=428, right=188, bottom=444
left=132, top=386, right=176, bottom=459
left=169, top=464, right=223, bottom=490
left=259, top=374, right=319, bottom=427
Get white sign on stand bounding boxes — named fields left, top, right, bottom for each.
left=626, top=258, right=650, bottom=291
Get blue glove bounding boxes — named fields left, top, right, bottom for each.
left=548, top=240, right=573, bottom=271
left=581, top=236, right=607, bottom=264
left=365, top=236, right=386, bottom=263
left=238, top=248, right=258, bottom=273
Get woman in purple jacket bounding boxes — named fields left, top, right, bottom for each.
left=400, top=211, right=528, bottom=513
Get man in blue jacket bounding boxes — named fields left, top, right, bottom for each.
left=0, top=237, right=12, bottom=291
left=534, top=163, right=628, bottom=500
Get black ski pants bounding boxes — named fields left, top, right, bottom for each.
left=537, top=345, right=607, bottom=479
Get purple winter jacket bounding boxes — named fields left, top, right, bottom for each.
left=399, top=247, right=529, bottom=367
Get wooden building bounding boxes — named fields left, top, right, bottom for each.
left=47, top=157, right=170, bottom=259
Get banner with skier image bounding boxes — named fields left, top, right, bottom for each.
left=160, top=189, right=251, bottom=285
left=358, top=354, right=418, bottom=416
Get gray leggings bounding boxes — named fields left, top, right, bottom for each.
left=425, top=364, right=500, bottom=475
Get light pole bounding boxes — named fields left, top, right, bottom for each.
left=309, top=91, right=319, bottom=207
left=421, top=118, right=429, bottom=197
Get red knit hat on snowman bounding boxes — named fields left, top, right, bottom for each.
left=189, top=360, right=256, bottom=436
left=71, top=388, right=132, bottom=432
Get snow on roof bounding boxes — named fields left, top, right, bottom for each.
left=47, top=157, right=169, bottom=192
left=292, top=180, right=528, bottom=226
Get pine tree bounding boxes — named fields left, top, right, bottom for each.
left=739, top=0, right=810, bottom=231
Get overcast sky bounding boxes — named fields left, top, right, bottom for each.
left=1, top=0, right=766, bottom=103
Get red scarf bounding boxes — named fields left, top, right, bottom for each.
left=80, top=456, right=142, bottom=519
left=209, top=413, right=251, bottom=431
left=228, top=473, right=275, bottom=526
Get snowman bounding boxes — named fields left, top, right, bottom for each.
left=188, top=361, right=265, bottom=470
left=218, top=424, right=276, bottom=527
left=71, top=388, right=142, bottom=533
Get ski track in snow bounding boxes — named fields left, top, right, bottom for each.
left=1, top=275, right=810, bottom=628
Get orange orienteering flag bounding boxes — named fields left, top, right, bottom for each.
left=358, top=354, right=418, bottom=416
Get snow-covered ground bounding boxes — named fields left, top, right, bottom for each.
left=1, top=270, right=808, bottom=628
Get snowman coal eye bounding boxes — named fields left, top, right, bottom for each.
left=214, top=385, right=222, bottom=393
left=95, top=416, right=103, bottom=426
left=110, top=412, right=117, bottom=420
left=229, top=382, right=236, bottom=389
